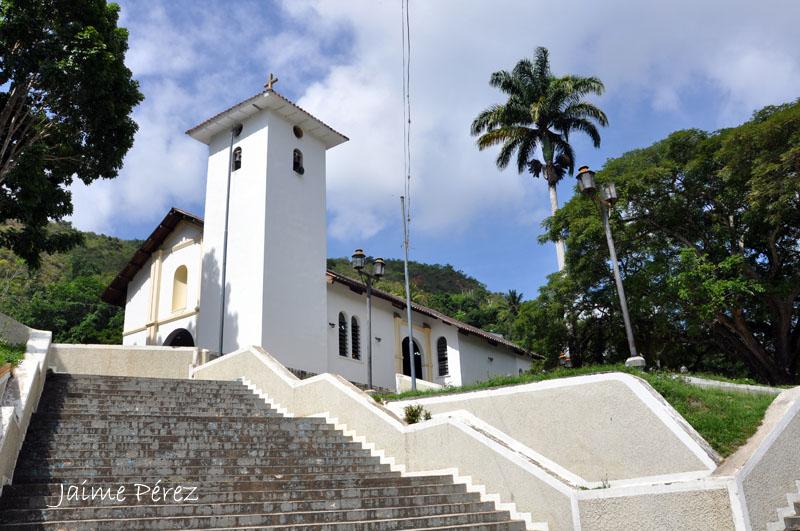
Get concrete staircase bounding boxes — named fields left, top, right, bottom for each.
left=769, top=481, right=800, bottom=531
left=0, top=373, right=526, bottom=529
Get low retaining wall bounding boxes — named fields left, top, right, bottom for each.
left=49, top=344, right=201, bottom=379
left=394, top=373, right=442, bottom=393
left=387, top=374, right=718, bottom=485
left=726, top=387, right=800, bottom=530
left=684, top=376, right=783, bottom=396
left=191, top=347, right=750, bottom=530
left=0, top=313, right=52, bottom=490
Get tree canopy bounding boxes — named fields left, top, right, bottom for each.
left=525, top=100, right=800, bottom=384
left=0, top=0, right=142, bottom=266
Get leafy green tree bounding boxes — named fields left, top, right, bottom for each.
left=22, top=275, right=122, bottom=344
left=0, top=0, right=142, bottom=266
left=471, top=47, right=607, bottom=270
left=542, top=101, right=800, bottom=383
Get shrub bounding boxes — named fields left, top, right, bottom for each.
left=403, top=404, right=432, bottom=424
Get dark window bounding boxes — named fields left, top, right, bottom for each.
left=232, top=147, right=242, bottom=171
left=351, top=316, right=361, bottom=360
left=402, top=337, right=423, bottom=379
left=437, top=337, right=449, bottom=376
left=293, top=125, right=304, bottom=138
left=338, top=312, right=348, bottom=357
left=293, top=149, right=304, bottom=175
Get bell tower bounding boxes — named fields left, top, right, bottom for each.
left=186, top=83, right=348, bottom=373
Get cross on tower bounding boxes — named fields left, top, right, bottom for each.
left=265, top=73, right=279, bottom=91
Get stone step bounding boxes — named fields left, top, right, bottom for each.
left=0, top=504, right=510, bottom=529
left=15, top=462, right=393, bottom=482
left=37, top=394, right=267, bottom=406
left=1, top=483, right=469, bottom=509
left=20, top=433, right=352, bottom=448
left=1, top=493, right=484, bottom=523
left=20, top=455, right=379, bottom=469
left=19, top=440, right=362, bottom=456
left=3, top=374, right=524, bottom=529
left=28, top=415, right=325, bottom=430
left=34, top=406, right=277, bottom=417
left=13, top=470, right=405, bottom=485
left=23, top=423, right=337, bottom=437
left=2, top=475, right=457, bottom=498
left=42, top=375, right=244, bottom=389
left=786, top=515, right=800, bottom=529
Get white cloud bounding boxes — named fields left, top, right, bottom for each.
left=68, top=0, right=800, bottom=242
left=283, top=0, right=800, bottom=241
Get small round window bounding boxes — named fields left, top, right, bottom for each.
left=292, top=125, right=303, bottom=139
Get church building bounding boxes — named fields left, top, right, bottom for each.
left=101, top=85, right=533, bottom=391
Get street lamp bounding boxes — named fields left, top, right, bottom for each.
left=576, top=166, right=645, bottom=369
left=351, top=249, right=385, bottom=388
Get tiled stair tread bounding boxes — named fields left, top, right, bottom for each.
left=0, top=374, right=526, bottom=529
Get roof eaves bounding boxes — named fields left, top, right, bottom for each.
left=101, top=208, right=204, bottom=307
left=325, top=271, right=539, bottom=359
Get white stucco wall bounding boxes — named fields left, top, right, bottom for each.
left=387, top=373, right=718, bottom=484
left=121, top=221, right=201, bottom=347
left=326, top=284, right=398, bottom=389
left=122, top=263, right=150, bottom=334
left=155, top=223, right=202, bottom=321
left=197, top=112, right=269, bottom=354
left=260, top=112, right=328, bottom=375
left=458, top=333, right=531, bottom=384
left=326, top=283, right=469, bottom=390
left=50, top=344, right=196, bottom=379
left=735, top=388, right=800, bottom=531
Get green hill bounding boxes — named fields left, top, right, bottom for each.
left=0, top=230, right=520, bottom=344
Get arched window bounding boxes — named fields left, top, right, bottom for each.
left=437, top=337, right=449, bottom=376
left=232, top=147, right=242, bottom=171
left=351, top=316, right=361, bottom=360
left=338, top=312, right=348, bottom=357
left=293, top=149, right=304, bottom=175
left=171, top=265, right=188, bottom=312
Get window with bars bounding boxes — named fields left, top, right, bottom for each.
left=351, top=316, right=361, bottom=360
left=437, top=336, right=449, bottom=376
left=338, top=312, right=348, bottom=357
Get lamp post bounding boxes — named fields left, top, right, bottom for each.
left=576, top=166, right=645, bottom=368
left=351, top=249, right=386, bottom=389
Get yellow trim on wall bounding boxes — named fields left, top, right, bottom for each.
left=393, top=315, right=433, bottom=381
left=146, top=250, right=164, bottom=345
left=124, top=308, right=199, bottom=337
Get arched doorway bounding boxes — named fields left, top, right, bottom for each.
left=164, top=328, right=194, bottom=347
left=402, top=337, right=423, bottom=379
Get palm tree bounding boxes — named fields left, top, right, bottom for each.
left=505, top=289, right=523, bottom=316
left=471, top=47, right=608, bottom=271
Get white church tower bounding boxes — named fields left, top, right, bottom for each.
left=186, top=82, right=348, bottom=373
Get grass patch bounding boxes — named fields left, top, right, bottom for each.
left=377, top=364, right=779, bottom=457
left=638, top=372, right=775, bottom=456
left=0, top=342, right=25, bottom=367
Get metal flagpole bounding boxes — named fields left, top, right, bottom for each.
left=218, top=124, right=242, bottom=355
left=401, top=196, right=416, bottom=390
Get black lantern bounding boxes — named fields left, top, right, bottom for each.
left=576, top=166, right=596, bottom=195
left=373, top=258, right=385, bottom=278
left=351, top=249, right=366, bottom=271
left=602, top=182, right=618, bottom=205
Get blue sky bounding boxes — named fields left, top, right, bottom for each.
left=69, top=0, right=800, bottom=298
